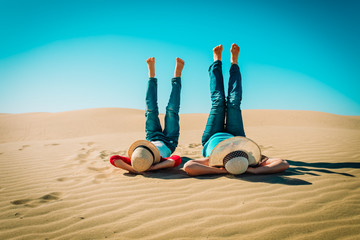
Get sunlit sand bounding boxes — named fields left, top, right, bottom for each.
left=0, top=108, right=359, bottom=239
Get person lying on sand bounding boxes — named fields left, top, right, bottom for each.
left=184, top=44, right=289, bottom=176
left=110, top=57, right=185, bottom=174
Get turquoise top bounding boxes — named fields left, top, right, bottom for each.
left=202, top=132, right=234, bottom=157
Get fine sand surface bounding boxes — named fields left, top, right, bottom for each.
left=0, top=108, right=359, bottom=239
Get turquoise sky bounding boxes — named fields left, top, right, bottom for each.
left=0, top=0, right=359, bottom=115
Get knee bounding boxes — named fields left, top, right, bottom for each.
left=145, top=107, right=159, bottom=115
left=211, top=96, right=225, bottom=106
left=166, top=105, right=179, bottom=114
left=227, top=97, right=241, bottom=107
left=183, top=161, right=198, bottom=176
left=145, top=98, right=159, bottom=112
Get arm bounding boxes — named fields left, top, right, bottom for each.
left=246, top=158, right=289, bottom=174
left=113, top=159, right=139, bottom=174
left=148, top=159, right=175, bottom=171
left=183, top=157, right=228, bottom=176
left=148, top=155, right=182, bottom=171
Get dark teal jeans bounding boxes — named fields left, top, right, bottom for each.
left=145, top=77, right=181, bottom=153
left=201, top=60, right=246, bottom=145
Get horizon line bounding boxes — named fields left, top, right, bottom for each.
left=1, top=107, right=359, bottom=117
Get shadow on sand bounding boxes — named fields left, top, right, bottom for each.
left=124, top=158, right=359, bottom=186
left=285, top=160, right=358, bottom=177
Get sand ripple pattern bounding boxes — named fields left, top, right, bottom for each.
left=0, top=109, right=359, bottom=239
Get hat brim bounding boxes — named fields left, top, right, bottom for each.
left=128, top=140, right=161, bottom=164
left=209, top=136, right=261, bottom=167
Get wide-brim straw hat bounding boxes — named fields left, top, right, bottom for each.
left=128, top=140, right=161, bottom=172
left=209, top=136, right=261, bottom=174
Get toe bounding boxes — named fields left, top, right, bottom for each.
left=147, top=57, right=155, bottom=63
left=177, top=57, right=184, bottom=64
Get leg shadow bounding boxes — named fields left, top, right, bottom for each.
left=285, top=160, right=358, bottom=177
left=235, top=173, right=312, bottom=185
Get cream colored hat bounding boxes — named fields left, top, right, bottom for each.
left=128, top=140, right=161, bottom=172
left=209, top=136, right=261, bottom=175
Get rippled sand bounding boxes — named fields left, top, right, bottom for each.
left=0, top=108, right=359, bottom=239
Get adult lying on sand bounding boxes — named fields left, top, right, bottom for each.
left=184, top=44, right=289, bottom=176
left=110, top=57, right=185, bottom=174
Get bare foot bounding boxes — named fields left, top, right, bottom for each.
left=174, top=57, right=185, bottom=77
left=230, top=43, right=240, bottom=65
left=146, top=57, right=155, bottom=78
left=213, top=44, right=223, bottom=61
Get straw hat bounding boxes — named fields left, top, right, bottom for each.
left=209, top=136, right=261, bottom=175
left=128, top=140, right=161, bottom=172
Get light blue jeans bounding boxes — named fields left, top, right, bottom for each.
left=145, top=77, right=181, bottom=153
left=201, top=60, right=246, bottom=145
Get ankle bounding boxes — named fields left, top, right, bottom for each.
left=214, top=55, right=222, bottom=61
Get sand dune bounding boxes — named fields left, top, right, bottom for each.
left=0, top=108, right=359, bottom=239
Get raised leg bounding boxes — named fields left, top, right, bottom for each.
left=163, top=58, right=184, bottom=152
left=225, top=44, right=246, bottom=137
left=145, top=57, right=165, bottom=141
left=201, top=45, right=226, bottom=145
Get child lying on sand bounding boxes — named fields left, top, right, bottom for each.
left=183, top=44, right=289, bottom=176
left=110, top=57, right=184, bottom=174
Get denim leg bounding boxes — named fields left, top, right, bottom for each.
left=163, top=77, right=181, bottom=152
left=201, top=60, right=226, bottom=145
left=225, top=64, right=246, bottom=137
left=145, top=78, right=166, bottom=141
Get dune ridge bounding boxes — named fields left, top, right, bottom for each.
left=1, top=108, right=359, bottom=143
left=0, top=108, right=359, bottom=239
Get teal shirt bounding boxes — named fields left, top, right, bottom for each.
left=202, top=132, right=234, bottom=157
